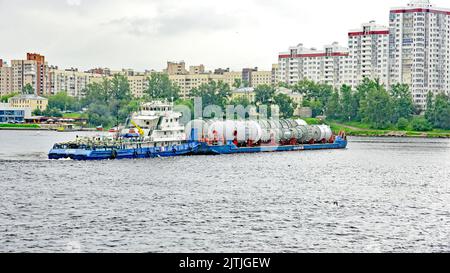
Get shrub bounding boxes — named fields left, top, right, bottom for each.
left=397, top=118, right=409, bottom=130
left=411, top=117, right=432, bottom=132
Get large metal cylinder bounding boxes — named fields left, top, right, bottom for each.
left=310, top=125, right=322, bottom=142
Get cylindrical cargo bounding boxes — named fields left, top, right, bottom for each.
left=296, top=125, right=309, bottom=143
left=287, top=120, right=298, bottom=128
left=280, top=128, right=293, bottom=141
left=270, top=128, right=282, bottom=142
left=290, top=127, right=302, bottom=141
left=295, top=119, right=308, bottom=126
left=310, top=125, right=322, bottom=142
left=280, top=119, right=290, bottom=129
left=207, top=120, right=262, bottom=143
left=245, top=120, right=262, bottom=142
left=317, top=125, right=332, bottom=141
left=260, top=129, right=271, bottom=142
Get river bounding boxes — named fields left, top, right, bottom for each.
left=0, top=130, right=449, bottom=252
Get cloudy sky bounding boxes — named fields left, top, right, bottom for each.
left=0, top=0, right=447, bottom=71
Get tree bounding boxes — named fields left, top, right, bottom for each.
left=359, top=84, right=392, bottom=129
left=0, top=93, right=18, bottom=103
left=48, top=92, right=79, bottom=112
left=433, top=94, right=450, bottom=129
left=339, top=85, right=358, bottom=121
left=145, top=73, right=180, bottom=100
left=397, top=118, right=409, bottom=130
left=273, top=93, right=296, bottom=118
left=232, top=79, right=242, bottom=89
left=229, top=96, right=251, bottom=108
left=82, top=75, right=135, bottom=127
left=390, top=83, right=414, bottom=123
left=292, top=80, right=333, bottom=117
left=190, top=80, right=231, bottom=109
left=86, top=103, right=114, bottom=127
left=254, top=84, right=275, bottom=105
left=22, top=84, right=34, bottom=95
left=325, top=90, right=341, bottom=120
left=425, top=91, right=435, bottom=123
left=411, top=117, right=432, bottom=132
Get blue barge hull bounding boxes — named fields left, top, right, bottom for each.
left=48, top=142, right=201, bottom=161
left=48, top=137, right=347, bottom=160
left=197, top=136, right=347, bottom=155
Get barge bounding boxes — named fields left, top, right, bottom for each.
left=48, top=101, right=347, bottom=160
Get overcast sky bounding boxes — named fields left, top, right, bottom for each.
left=0, top=0, right=447, bottom=71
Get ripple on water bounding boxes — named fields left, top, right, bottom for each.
left=0, top=133, right=450, bottom=252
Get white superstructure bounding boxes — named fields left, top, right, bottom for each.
left=123, top=101, right=186, bottom=146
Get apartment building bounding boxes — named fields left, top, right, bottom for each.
left=278, top=42, right=350, bottom=88
left=251, top=70, right=273, bottom=87
left=48, top=68, right=103, bottom=98
left=348, top=21, right=390, bottom=88
left=11, top=53, right=49, bottom=96
left=389, top=0, right=450, bottom=109
left=164, top=61, right=188, bottom=75
left=0, top=61, right=13, bottom=96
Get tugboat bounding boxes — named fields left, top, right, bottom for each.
left=48, top=101, right=200, bottom=160
left=48, top=101, right=347, bottom=160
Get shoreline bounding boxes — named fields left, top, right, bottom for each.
left=1, top=127, right=449, bottom=139
left=345, top=133, right=450, bottom=139
left=0, top=127, right=97, bottom=132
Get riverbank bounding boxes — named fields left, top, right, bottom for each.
left=0, top=124, right=97, bottom=132
left=326, top=120, right=450, bottom=139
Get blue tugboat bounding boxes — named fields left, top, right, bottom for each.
left=48, top=101, right=347, bottom=160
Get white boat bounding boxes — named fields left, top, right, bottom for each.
left=121, top=101, right=186, bottom=147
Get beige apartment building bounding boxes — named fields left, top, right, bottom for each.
left=128, top=75, right=149, bottom=98
left=48, top=68, right=103, bottom=98
left=8, top=94, right=48, bottom=111
left=164, top=61, right=188, bottom=75
left=11, top=54, right=49, bottom=96
left=0, top=62, right=13, bottom=96
left=251, top=71, right=273, bottom=87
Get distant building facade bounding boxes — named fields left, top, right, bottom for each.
left=348, top=21, right=390, bottom=88
left=389, top=0, right=450, bottom=109
left=8, top=94, right=48, bottom=111
left=278, top=42, right=350, bottom=88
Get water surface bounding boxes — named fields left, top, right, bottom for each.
left=1, top=131, right=449, bottom=252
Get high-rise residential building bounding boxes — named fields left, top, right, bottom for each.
left=278, top=42, right=350, bottom=88
left=348, top=21, right=390, bottom=88
left=11, top=53, right=49, bottom=96
left=0, top=61, right=13, bottom=96
left=48, top=68, right=103, bottom=98
left=389, top=0, right=450, bottom=109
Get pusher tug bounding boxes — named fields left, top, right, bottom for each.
left=48, top=101, right=347, bottom=160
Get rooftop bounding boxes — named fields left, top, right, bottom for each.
left=10, top=94, right=48, bottom=101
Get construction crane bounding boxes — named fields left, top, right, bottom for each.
left=130, top=120, right=145, bottom=136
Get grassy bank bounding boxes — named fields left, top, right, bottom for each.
left=0, top=123, right=40, bottom=129
left=62, top=112, right=87, bottom=119
left=325, top=120, right=450, bottom=138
